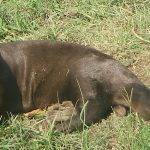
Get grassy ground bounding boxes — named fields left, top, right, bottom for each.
left=0, top=0, right=150, bottom=149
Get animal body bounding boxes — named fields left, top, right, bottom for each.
left=0, top=40, right=149, bottom=131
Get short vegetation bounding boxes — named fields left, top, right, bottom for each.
left=0, top=0, right=150, bottom=149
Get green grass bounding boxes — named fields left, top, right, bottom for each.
left=0, top=0, right=150, bottom=149
left=0, top=114, right=150, bottom=149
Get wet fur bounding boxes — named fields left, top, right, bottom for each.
left=0, top=40, right=149, bottom=131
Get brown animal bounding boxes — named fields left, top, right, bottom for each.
left=0, top=40, right=149, bottom=131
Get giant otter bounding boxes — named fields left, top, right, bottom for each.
left=0, top=40, right=149, bottom=131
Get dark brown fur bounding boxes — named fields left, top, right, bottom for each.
left=0, top=40, right=149, bottom=131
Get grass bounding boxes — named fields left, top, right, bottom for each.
left=0, top=114, right=149, bottom=149
left=0, top=0, right=150, bottom=149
